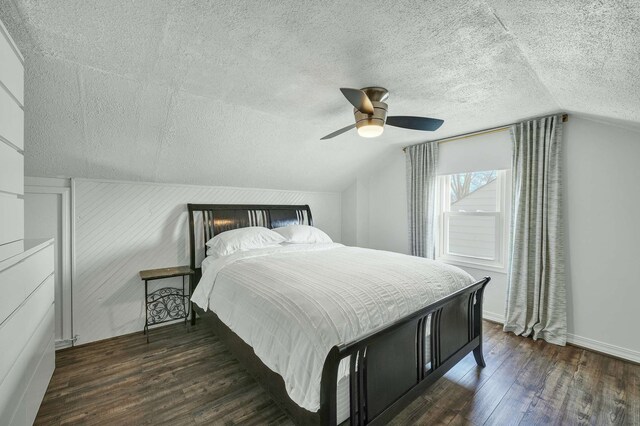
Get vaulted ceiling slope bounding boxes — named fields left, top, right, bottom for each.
left=1, top=1, right=638, bottom=191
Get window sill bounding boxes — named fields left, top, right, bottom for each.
left=436, top=257, right=508, bottom=275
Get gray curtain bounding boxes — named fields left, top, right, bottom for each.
left=405, top=142, right=438, bottom=258
left=504, top=114, right=566, bottom=345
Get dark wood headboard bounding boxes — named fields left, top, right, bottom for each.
left=187, top=204, right=313, bottom=280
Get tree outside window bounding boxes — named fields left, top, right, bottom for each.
left=450, top=171, right=497, bottom=203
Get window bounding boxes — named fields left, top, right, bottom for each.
left=436, top=169, right=510, bottom=271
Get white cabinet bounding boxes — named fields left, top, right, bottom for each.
left=0, top=17, right=53, bottom=426
left=0, top=86, right=23, bottom=149
left=0, top=139, right=23, bottom=196
left=0, top=16, right=24, bottom=249
left=0, top=240, right=55, bottom=425
left=0, top=20, right=23, bottom=106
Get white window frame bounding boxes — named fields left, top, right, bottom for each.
left=436, top=170, right=511, bottom=273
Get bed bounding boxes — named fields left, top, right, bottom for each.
left=187, top=204, right=490, bottom=425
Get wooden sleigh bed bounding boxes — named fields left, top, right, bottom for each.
left=187, top=203, right=490, bottom=426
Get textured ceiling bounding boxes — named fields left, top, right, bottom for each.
left=0, top=0, right=638, bottom=191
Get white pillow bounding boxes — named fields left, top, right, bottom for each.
left=205, top=227, right=285, bottom=258
left=273, top=224, right=333, bottom=244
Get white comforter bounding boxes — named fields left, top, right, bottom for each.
left=191, top=243, right=475, bottom=412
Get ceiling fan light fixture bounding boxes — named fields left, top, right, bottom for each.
left=320, top=86, right=444, bottom=140
left=354, top=99, right=388, bottom=138
left=357, top=123, right=384, bottom=138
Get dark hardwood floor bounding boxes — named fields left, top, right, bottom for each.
left=35, top=321, right=639, bottom=425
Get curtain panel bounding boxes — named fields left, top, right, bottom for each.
left=405, top=141, right=438, bottom=258
left=504, top=114, right=567, bottom=345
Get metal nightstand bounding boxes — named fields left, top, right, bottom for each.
left=139, top=265, right=194, bottom=342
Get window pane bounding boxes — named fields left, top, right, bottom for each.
left=449, top=171, right=498, bottom=211
left=447, top=215, right=496, bottom=260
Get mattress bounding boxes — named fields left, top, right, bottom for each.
left=191, top=243, right=474, bottom=416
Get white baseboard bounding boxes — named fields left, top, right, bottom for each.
left=482, top=310, right=640, bottom=364
left=566, top=334, right=640, bottom=364
left=55, top=339, right=73, bottom=350
left=482, top=311, right=504, bottom=324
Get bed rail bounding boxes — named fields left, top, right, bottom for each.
left=320, top=277, right=490, bottom=426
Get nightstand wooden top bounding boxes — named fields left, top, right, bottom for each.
left=139, top=265, right=194, bottom=281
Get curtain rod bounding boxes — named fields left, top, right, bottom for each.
left=402, top=113, right=568, bottom=152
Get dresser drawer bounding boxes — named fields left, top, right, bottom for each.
left=0, top=141, right=23, bottom=195
left=0, top=244, right=54, bottom=325
left=0, top=86, right=23, bottom=149
left=0, top=25, right=23, bottom=105
left=0, top=303, right=54, bottom=424
left=0, top=275, right=54, bottom=385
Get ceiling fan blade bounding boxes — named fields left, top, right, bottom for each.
left=340, top=88, right=375, bottom=115
left=386, top=116, right=444, bottom=131
left=320, top=124, right=356, bottom=140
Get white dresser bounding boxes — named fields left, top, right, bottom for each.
left=0, top=15, right=56, bottom=426
left=0, top=240, right=55, bottom=425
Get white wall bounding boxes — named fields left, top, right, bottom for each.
left=367, top=154, right=409, bottom=255
left=355, top=178, right=370, bottom=248
left=344, top=115, right=640, bottom=362
left=563, top=116, right=640, bottom=360
left=341, top=182, right=357, bottom=247
left=72, top=178, right=342, bottom=345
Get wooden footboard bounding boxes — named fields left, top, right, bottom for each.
left=320, top=277, right=491, bottom=426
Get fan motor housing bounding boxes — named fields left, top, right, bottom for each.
left=354, top=101, right=388, bottom=130
left=361, top=86, right=389, bottom=102
left=354, top=87, right=389, bottom=130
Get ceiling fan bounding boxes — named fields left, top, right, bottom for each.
left=321, top=87, right=444, bottom=140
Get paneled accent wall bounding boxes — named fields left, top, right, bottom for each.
left=73, top=179, right=342, bottom=345
left=0, top=17, right=24, bottom=259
